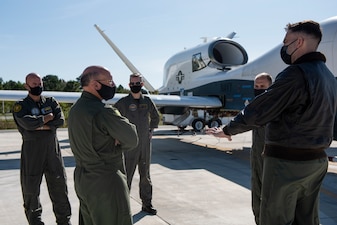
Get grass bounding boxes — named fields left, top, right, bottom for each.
left=0, top=114, right=17, bottom=129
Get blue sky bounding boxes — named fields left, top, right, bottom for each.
left=1, top=0, right=336, bottom=89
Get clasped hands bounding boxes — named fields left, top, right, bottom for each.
left=205, top=127, right=232, bottom=141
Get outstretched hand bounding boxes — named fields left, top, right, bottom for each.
left=205, top=127, right=232, bottom=141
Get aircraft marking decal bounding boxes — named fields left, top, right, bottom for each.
left=176, top=71, right=185, bottom=84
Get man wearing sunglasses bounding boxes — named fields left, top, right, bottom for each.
left=115, top=73, right=160, bottom=215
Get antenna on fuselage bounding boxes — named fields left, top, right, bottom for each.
left=94, top=24, right=156, bottom=92
left=200, top=37, right=208, bottom=43
left=200, top=32, right=236, bottom=43
left=226, top=32, right=236, bottom=39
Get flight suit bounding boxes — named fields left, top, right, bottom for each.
left=251, top=126, right=265, bottom=225
left=115, top=93, right=160, bottom=206
left=333, top=114, right=337, bottom=141
left=68, top=91, right=138, bottom=225
left=13, top=95, right=71, bottom=225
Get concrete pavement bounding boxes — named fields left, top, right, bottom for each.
left=0, top=126, right=337, bottom=225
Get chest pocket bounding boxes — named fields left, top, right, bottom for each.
left=41, top=106, right=53, bottom=115
left=128, top=103, right=149, bottom=123
left=139, top=104, right=148, bottom=110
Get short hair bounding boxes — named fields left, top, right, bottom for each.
left=80, top=65, right=109, bottom=87
left=130, top=73, right=144, bottom=82
left=286, top=20, right=322, bottom=44
left=80, top=72, right=99, bottom=87
left=255, top=72, right=272, bottom=85
left=25, top=73, right=40, bottom=83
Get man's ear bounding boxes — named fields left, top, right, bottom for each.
left=24, top=83, right=30, bottom=91
left=297, top=36, right=304, bottom=47
left=91, top=80, right=100, bottom=90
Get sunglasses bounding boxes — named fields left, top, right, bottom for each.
left=96, top=80, right=114, bottom=86
left=129, top=82, right=142, bottom=86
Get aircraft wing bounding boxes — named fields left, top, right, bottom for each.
left=0, top=90, right=82, bottom=103
left=0, top=90, right=222, bottom=108
left=142, top=94, right=222, bottom=108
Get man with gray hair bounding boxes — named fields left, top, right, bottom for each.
left=68, top=65, right=138, bottom=225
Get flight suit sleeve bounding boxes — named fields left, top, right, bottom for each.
left=148, top=97, right=160, bottom=129
left=223, top=66, right=306, bottom=136
left=100, top=105, right=138, bottom=152
left=12, top=100, right=44, bottom=131
left=44, top=97, right=65, bottom=129
left=222, top=112, right=258, bottom=135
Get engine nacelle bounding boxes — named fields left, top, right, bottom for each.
left=160, top=38, right=248, bottom=93
left=207, top=38, right=248, bottom=69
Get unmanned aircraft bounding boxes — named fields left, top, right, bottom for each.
left=1, top=16, right=336, bottom=131
left=93, top=16, right=337, bottom=130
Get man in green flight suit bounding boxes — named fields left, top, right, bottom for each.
left=68, top=65, right=138, bottom=225
left=251, top=72, right=272, bottom=224
left=13, top=73, right=72, bottom=225
left=115, top=73, right=160, bottom=215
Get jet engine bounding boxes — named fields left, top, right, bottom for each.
left=160, top=38, right=248, bottom=94
left=207, top=38, right=248, bottom=69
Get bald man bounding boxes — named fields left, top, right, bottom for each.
left=68, top=66, right=138, bottom=225
left=251, top=73, right=272, bottom=225
left=13, top=73, right=71, bottom=225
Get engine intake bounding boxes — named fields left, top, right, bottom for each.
left=208, top=39, right=248, bottom=69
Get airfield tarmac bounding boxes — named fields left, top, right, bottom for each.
left=0, top=126, right=337, bottom=225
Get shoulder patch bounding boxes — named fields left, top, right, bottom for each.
left=13, top=103, right=22, bottom=113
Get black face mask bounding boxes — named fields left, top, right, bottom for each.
left=254, top=89, right=266, bottom=97
left=97, top=82, right=116, bottom=100
left=130, top=85, right=142, bottom=93
left=29, top=85, right=43, bottom=96
left=280, top=39, right=297, bottom=65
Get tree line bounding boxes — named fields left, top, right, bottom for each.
left=0, top=75, right=161, bottom=129
left=0, top=75, right=128, bottom=93
left=0, top=75, right=130, bottom=128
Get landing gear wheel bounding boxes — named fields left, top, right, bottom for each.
left=192, top=118, right=205, bottom=132
left=208, top=118, right=222, bottom=128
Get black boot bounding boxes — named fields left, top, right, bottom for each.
left=141, top=204, right=157, bottom=215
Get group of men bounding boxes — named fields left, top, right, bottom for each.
left=207, top=20, right=337, bottom=225
left=13, top=68, right=159, bottom=225
left=12, top=19, right=337, bottom=225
